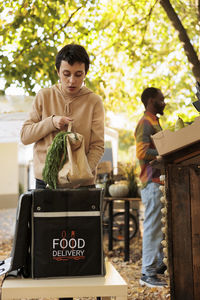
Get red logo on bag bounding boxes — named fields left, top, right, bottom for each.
left=52, top=230, right=86, bottom=261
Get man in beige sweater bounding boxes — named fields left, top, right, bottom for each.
left=21, top=44, right=105, bottom=189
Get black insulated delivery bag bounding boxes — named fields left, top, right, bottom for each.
left=0, top=188, right=105, bottom=279
left=31, top=188, right=105, bottom=278
left=0, top=191, right=32, bottom=277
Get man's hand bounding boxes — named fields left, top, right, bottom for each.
left=52, top=116, right=73, bottom=131
left=156, top=155, right=163, bottom=162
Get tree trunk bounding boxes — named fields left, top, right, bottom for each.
left=160, top=0, right=200, bottom=81
left=197, top=0, right=200, bottom=23
left=197, top=0, right=200, bottom=54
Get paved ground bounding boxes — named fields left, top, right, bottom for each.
left=0, top=208, right=16, bottom=247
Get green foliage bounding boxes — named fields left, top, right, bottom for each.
left=0, top=0, right=95, bottom=94
left=0, top=0, right=200, bottom=126
left=118, top=128, right=135, bottom=151
left=42, top=131, right=69, bottom=189
left=18, top=182, right=24, bottom=195
left=118, top=162, right=139, bottom=197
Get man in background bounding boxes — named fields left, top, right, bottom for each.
left=135, top=87, right=167, bottom=287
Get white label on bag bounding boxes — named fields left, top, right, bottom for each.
left=51, top=230, right=86, bottom=261
left=53, top=238, right=85, bottom=249
left=33, top=211, right=100, bottom=217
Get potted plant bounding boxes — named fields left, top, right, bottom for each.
left=122, top=163, right=140, bottom=198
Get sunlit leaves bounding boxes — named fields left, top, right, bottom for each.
left=0, top=0, right=199, bottom=126
left=0, top=0, right=92, bottom=94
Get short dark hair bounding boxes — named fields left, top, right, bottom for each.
left=55, top=44, right=90, bottom=73
left=141, top=87, right=160, bottom=108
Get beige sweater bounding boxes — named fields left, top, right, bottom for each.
left=21, top=84, right=105, bottom=185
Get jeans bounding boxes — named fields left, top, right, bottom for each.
left=141, top=182, right=164, bottom=276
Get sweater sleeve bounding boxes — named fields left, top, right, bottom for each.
left=20, top=91, right=57, bottom=145
left=135, top=119, right=158, bottom=161
left=87, top=98, right=105, bottom=171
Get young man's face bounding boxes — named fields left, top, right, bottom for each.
left=57, top=60, right=86, bottom=95
left=152, top=90, right=166, bottom=115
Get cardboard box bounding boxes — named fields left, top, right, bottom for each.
left=151, top=116, right=200, bottom=156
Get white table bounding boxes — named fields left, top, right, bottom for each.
left=1, top=261, right=127, bottom=300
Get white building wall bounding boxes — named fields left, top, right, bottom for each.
left=0, top=142, right=18, bottom=208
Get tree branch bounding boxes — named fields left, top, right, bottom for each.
left=140, top=0, right=159, bottom=45
left=9, top=6, right=82, bottom=65
left=50, top=6, right=82, bottom=38
left=160, top=0, right=200, bottom=81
